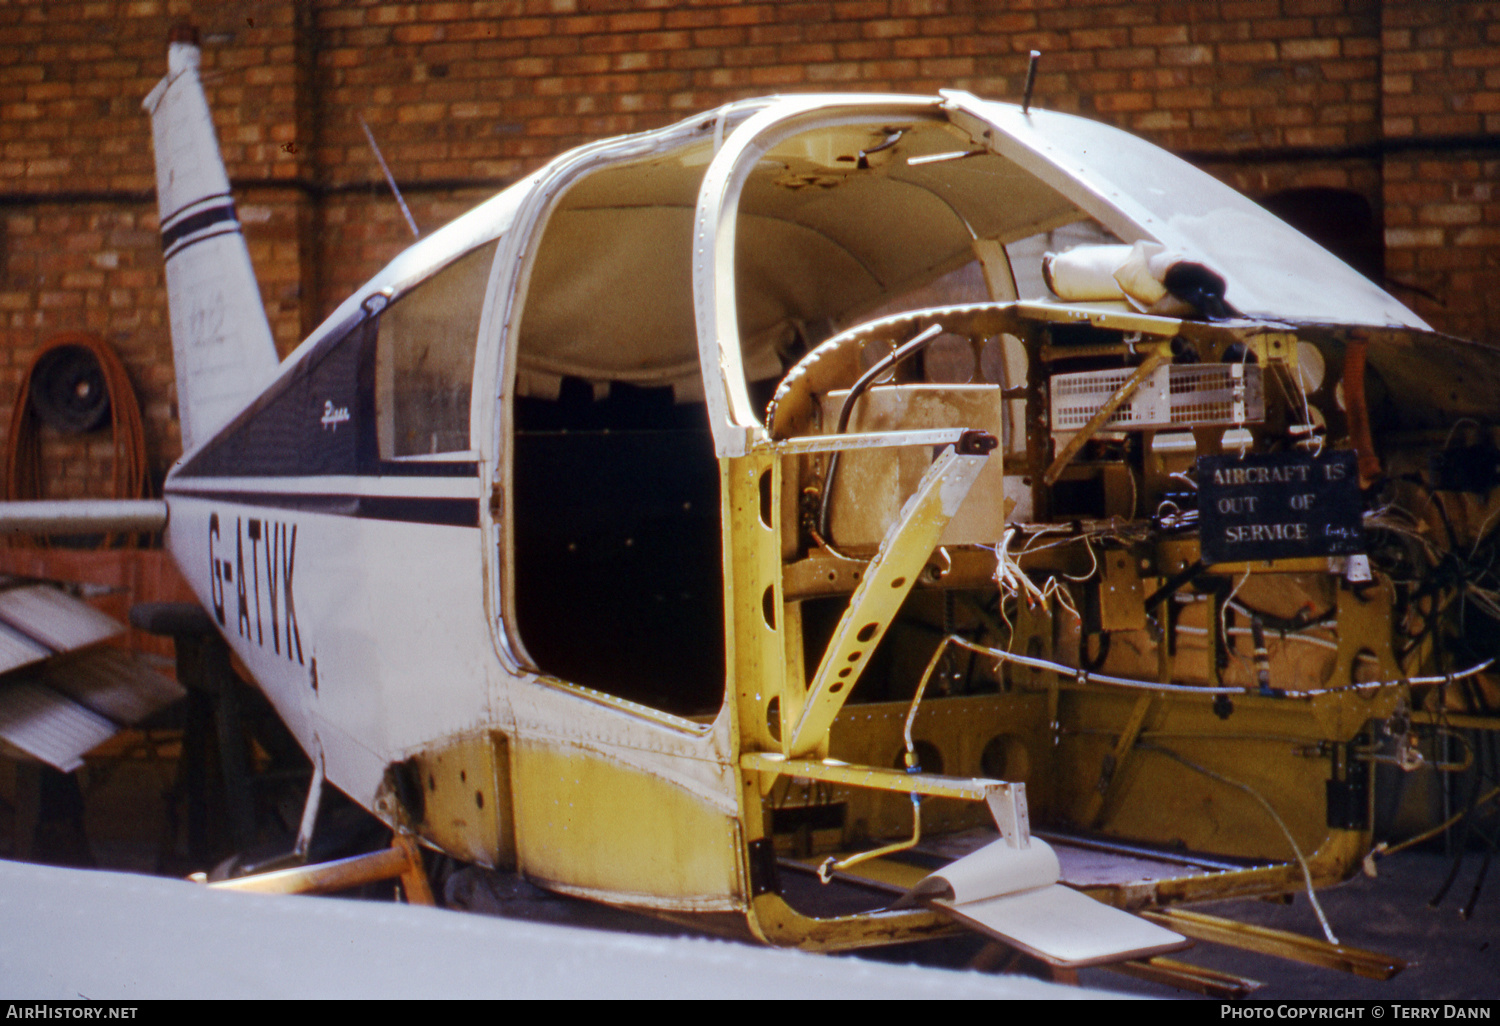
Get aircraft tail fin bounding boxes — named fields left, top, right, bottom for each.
left=142, top=27, right=280, bottom=453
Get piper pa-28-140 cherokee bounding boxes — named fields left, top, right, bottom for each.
left=16, top=29, right=1500, bottom=977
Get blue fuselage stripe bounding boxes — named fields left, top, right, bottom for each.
left=167, top=487, right=480, bottom=528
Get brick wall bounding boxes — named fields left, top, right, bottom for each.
left=1380, top=0, right=1500, bottom=344
left=3, top=0, right=1498, bottom=488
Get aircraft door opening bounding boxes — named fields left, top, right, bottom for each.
left=502, top=149, right=727, bottom=718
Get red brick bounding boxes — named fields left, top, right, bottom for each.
left=1070, top=28, right=1130, bottom=49
left=1285, top=125, right=1349, bottom=146
left=891, top=0, right=947, bottom=14
left=1324, top=58, right=1378, bottom=82
left=1192, top=107, right=1254, bottom=130
left=781, top=42, right=836, bottom=63
left=1221, top=86, right=1280, bottom=107
left=606, top=11, right=664, bottom=33
left=750, top=65, right=806, bottom=86
left=1159, top=44, right=1213, bottom=65
left=977, top=12, right=1036, bottom=33
left=861, top=58, right=918, bottom=79
left=778, top=3, right=835, bottom=24
left=721, top=44, right=778, bottom=67
left=1255, top=105, right=1314, bottom=127
left=1219, top=41, right=1278, bottom=62
left=1418, top=112, right=1483, bottom=134
left=501, top=18, right=551, bottom=38
left=1281, top=38, right=1341, bottom=60
left=663, top=8, right=718, bottom=30
left=862, top=18, right=919, bottom=39
left=919, top=56, right=972, bottom=78
left=833, top=2, right=890, bottom=18
left=667, top=48, right=721, bottom=70
left=1222, top=0, right=1279, bottom=16
left=692, top=27, right=745, bottom=48
left=807, top=62, right=862, bottom=83
left=893, top=37, right=949, bottom=59
left=1096, top=47, right=1158, bottom=70
left=836, top=39, right=889, bottom=60
left=1455, top=227, right=1500, bottom=246
left=1387, top=50, right=1449, bottom=76
left=1157, top=86, right=1214, bottom=108
left=920, top=15, right=974, bottom=37
left=1133, top=110, right=1191, bottom=131
left=1131, top=68, right=1191, bottom=90
left=1093, top=91, right=1153, bottom=113
left=639, top=30, right=691, bottom=49
left=556, top=15, right=610, bottom=34
left=1454, top=47, right=1500, bottom=68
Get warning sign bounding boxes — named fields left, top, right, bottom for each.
left=1197, top=450, right=1364, bottom=564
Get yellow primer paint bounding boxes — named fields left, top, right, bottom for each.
left=511, top=740, right=743, bottom=911
left=406, top=732, right=514, bottom=870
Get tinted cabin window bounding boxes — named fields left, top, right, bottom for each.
left=376, top=241, right=498, bottom=457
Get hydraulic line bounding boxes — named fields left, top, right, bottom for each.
left=817, top=323, right=944, bottom=544
left=816, top=637, right=948, bottom=882
left=951, top=632, right=1493, bottom=699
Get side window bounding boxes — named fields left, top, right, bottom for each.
left=375, top=241, right=499, bottom=458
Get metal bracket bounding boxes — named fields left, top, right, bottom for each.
left=294, top=745, right=325, bottom=861
left=985, top=784, right=1031, bottom=849
left=786, top=446, right=990, bottom=757
left=742, top=751, right=1030, bottom=849
left=1044, top=346, right=1169, bottom=486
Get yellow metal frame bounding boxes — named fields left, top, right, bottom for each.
left=714, top=313, right=1426, bottom=954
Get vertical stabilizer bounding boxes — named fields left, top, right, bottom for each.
left=142, top=27, right=281, bottom=453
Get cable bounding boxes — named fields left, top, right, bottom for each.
left=1139, top=741, right=1339, bottom=945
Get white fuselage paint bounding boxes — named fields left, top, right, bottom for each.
left=165, top=485, right=500, bottom=807
left=163, top=477, right=737, bottom=842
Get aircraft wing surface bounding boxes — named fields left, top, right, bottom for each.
left=0, top=859, right=1117, bottom=999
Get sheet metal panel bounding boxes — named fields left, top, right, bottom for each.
left=42, top=648, right=184, bottom=727
left=902, top=836, right=1189, bottom=968
left=0, top=585, right=122, bottom=654
left=0, top=624, right=51, bottom=676
left=0, top=679, right=117, bottom=772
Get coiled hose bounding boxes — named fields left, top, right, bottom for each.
left=4, top=331, right=150, bottom=546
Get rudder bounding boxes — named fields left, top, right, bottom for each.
left=142, top=26, right=280, bottom=453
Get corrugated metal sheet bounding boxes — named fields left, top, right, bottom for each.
left=0, top=589, right=184, bottom=770
left=0, top=584, right=122, bottom=655
left=0, top=624, right=51, bottom=676
left=42, top=647, right=184, bottom=727
left=0, top=679, right=117, bottom=772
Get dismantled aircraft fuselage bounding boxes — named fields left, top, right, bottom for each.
left=144, top=38, right=1500, bottom=960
